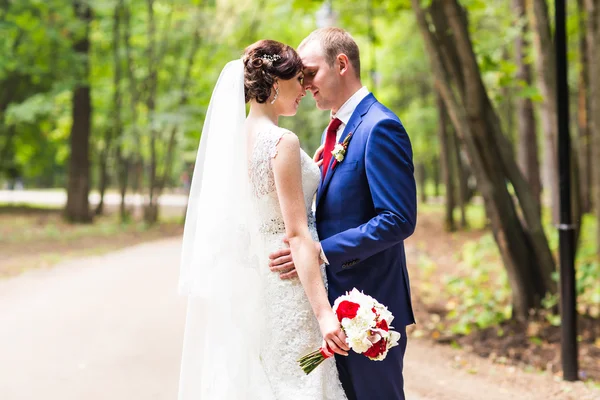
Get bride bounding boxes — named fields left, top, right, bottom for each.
left=177, top=40, right=349, bottom=399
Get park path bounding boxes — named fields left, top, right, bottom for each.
left=0, top=238, right=597, bottom=400
left=0, top=189, right=188, bottom=208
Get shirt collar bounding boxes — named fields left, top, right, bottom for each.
left=331, top=86, right=370, bottom=125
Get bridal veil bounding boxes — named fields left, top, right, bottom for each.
left=177, top=59, right=274, bottom=399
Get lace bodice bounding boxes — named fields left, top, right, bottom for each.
left=246, top=126, right=346, bottom=400
left=249, top=127, right=320, bottom=234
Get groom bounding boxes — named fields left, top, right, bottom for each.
left=270, top=28, right=416, bottom=399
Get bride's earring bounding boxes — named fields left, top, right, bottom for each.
left=270, top=87, right=279, bottom=104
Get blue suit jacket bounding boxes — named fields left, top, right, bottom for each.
left=317, top=94, right=416, bottom=328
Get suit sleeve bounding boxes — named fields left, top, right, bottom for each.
left=320, top=118, right=417, bottom=273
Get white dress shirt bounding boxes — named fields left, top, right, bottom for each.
left=331, top=86, right=370, bottom=142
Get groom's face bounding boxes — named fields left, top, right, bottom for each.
left=299, top=41, right=341, bottom=112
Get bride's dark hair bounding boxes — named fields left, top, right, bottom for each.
left=242, top=40, right=303, bottom=104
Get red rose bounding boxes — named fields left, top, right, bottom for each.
left=336, top=301, right=360, bottom=321
left=376, top=319, right=389, bottom=332
left=364, top=338, right=387, bottom=359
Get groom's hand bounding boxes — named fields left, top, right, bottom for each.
left=269, top=243, right=297, bottom=280
left=313, top=144, right=325, bottom=167
left=269, top=239, right=327, bottom=280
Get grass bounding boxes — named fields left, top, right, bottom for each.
left=418, top=199, right=600, bottom=324
left=0, top=204, right=183, bottom=279
left=418, top=201, right=488, bottom=230
left=411, top=203, right=600, bottom=383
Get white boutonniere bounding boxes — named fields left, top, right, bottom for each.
left=332, top=144, right=346, bottom=162
left=331, top=133, right=353, bottom=164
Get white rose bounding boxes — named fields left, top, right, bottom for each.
left=348, top=330, right=372, bottom=353
left=375, top=304, right=394, bottom=325
left=388, top=330, right=401, bottom=347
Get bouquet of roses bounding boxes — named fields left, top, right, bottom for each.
left=298, top=288, right=401, bottom=374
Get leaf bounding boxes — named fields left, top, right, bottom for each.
left=529, top=337, right=543, bottom=346
left=546, top=314, right=561, bottom=327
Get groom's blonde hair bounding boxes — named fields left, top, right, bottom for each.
left=299, top=27, right=361, bottom=79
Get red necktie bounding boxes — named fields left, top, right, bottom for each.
left=321, top=118, right=342, bottom=179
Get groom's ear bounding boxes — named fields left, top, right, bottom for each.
left=337, top=54, right=350, bottom=76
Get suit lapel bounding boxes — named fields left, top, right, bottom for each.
left=316, top=94, right=377, bottom=208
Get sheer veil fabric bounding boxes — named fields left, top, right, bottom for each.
left=177, top=59, right=275, bottom=399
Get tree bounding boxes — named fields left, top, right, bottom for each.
left=411, top=0, right=556, bottom=320
left=577, top=0, right=593, bottom=214
left=142, top=0, right=160, bottom=223
left=528, top=0, right=559, bottom=223
left=95, top=2, right=123, bottom=216
left=65, top=0, right=93, bottom=223
left=514, top=0, right=541, bottom=216
left=586, top=0, right=600, bottom=254
left=452, top=125, right=469, bottom=229
left=436, top=86, right=455, bottom=231
left=152, top=18, right=203, bottom=211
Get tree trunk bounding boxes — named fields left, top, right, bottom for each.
left=0, top=123, right=16, bottom=171
left=432, top=157, right=440, bottom=198
left=65, top=1, right=92, bottom=223
left=586, top=0, right=600, bottom=254
left=571, top=147, right=583, bottom=246
left=121, top=1, right=137, bottom=186
left=153, top=23, right=202, bottom=202
left=95, top=144, right=110, bottom=216
left=132, top=160, right=143, bottom=194
left=100, top=1, right=123, bottom=220
left=437, top=87, right=456, bottom=231
left=144, top=0, right=159, bottom=224
left=121, top=0, right=142, bottom=220
left=500, top=49, right=515, bottom=144
left=412, top=0, right=556, bottom=320
left=417, top=163, right=427, bottom=203
left=116, top=148, right=130, bottom=222
left=514, top=0, right=542, bottom=218
left=578, top=0, right=593, bottom=214
left=451, top=125, right=468, bottom=228
left=529, top=0, right=560, bottom=223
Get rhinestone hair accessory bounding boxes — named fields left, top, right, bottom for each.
left=261, top=54, right=281, bottom=63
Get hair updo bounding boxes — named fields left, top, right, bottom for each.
left=242, top=40, right=303, bottom=104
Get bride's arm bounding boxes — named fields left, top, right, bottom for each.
left=272, top=133, right=349, bottom=356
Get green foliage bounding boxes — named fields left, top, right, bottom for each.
left=0, top=1, right=81, bottom=186
left=437, top=210, right=599, bottom=334
left=542, top=214, right=600, bottom=321
left=0, top=0, right=468, bottom=187
left=1, top=0, right=597, bottom=234
left=444, top=234, right=512, bottom=335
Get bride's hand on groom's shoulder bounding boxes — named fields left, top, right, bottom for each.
left=313, top=145, right=324, bottom=167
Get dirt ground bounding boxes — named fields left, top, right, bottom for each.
left=1, top=238, right=598, bottom=399
left=406, top=210, right=600, bottom=385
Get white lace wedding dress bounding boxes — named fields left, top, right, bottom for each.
left=248, top=126, right=347, bottom=400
